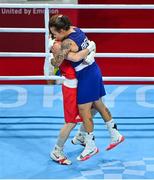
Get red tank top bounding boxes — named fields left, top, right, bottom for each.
left=59, top=60, right=76, bottom=79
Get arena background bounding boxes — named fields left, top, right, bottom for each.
left=0, top=0, right=154, bottom=84
left=0, top=1, right=154, bottom=179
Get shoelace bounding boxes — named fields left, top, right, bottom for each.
left=58, top=150, right=67, bottom=159
left=110, top=135, right=121, bottom=143
left=58, top=151, right=71, bottom=164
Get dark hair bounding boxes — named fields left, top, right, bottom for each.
left=49, top=14, right=71, bottom=32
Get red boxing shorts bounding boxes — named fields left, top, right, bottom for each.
left=62, top=78, right=82, bottom=123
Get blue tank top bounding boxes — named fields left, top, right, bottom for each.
left=67, top=27, right=89, bottom=68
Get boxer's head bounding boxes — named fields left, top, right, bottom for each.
left=49, top=14, right=71, bottom=41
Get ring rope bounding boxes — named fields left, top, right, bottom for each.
left=0, top=75, right=65, bottom=81
left=0, top=76, right=154, bottom=82
left=1, top=28, right=154, bottom=33
left=0, top=52, right=154, bottom=58
left=0, top=4, right=154, bottom=9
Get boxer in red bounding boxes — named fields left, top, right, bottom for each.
left=49, top=39, right=96, bottom=165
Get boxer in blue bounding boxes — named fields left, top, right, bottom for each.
left=49, top=14, right=125, bottom=161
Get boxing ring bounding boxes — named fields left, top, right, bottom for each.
left=0, top=3, right=154, bottom=179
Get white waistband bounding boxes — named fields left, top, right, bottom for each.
left=63, top=78, right=78, bottom=88
left=75, top=59, right=95, bottom=72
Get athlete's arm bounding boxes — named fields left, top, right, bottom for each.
left=67, top=41, right=96, bottom=62
left=51, top=39, right=96, bottom=66
left=52, top=39, right=72, bottom=67
left=67, top=49, right=89, bottom=62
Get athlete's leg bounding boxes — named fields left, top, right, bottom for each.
left=94, top=98, right=125, bottom=150
left=76, top=103, right=99, bottom=161
left=72, top=108, right=98, bottom=146
left=51, top=84, right=79, bottom=165
left=71, top=122, right=86, bottom=146
left=50, top=123, right=76, bottom=165
left=56, top=123, right=76, bottom=148
left=78, top=102, right=94, bottom=133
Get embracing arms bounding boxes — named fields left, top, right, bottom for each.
left=51, top=38, right=96, bottom=67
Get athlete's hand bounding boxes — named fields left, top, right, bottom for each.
left=84, top=51, right=95, bottom=64
left=87, top=40, right=96, bottom=53
left=44, top=53, right=54, bottom=76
